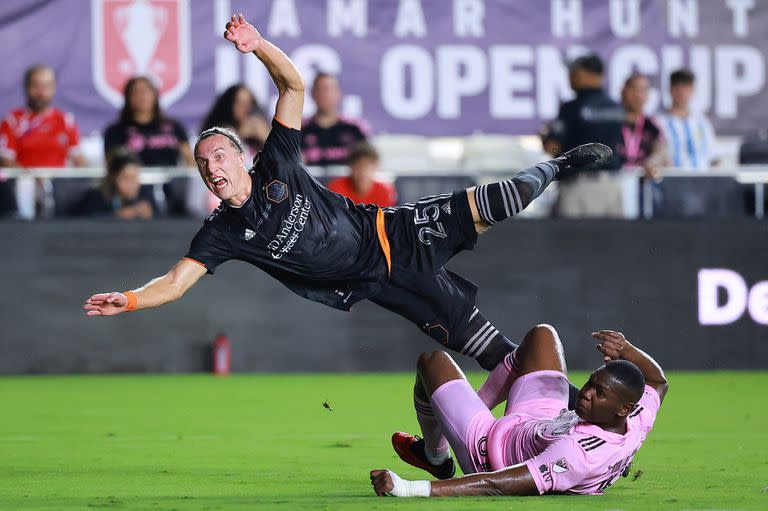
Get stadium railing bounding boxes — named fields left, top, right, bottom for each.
left=1, top=165, right=766, bottom=220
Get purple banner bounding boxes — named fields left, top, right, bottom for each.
left=0, top=0, right=766, bottom=137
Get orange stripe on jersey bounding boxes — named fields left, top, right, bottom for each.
left=375, top=208, right=391, bottom=276
left=182, top=257, right=207, bottom=269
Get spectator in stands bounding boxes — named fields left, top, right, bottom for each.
left=103, top=76, right=195, bottom=215
left=200, top=84, right=270, bottom=162
left=0, top=64, right=85, bottom=216
left=301, top=72, right=369, bottom=166
left=548, top=54, right=625, bottom=218
left=656, top=69, right=718, bottom=170
left=72, top=149, right=155, bottom=219
left=617, top=73, right=668, bottom=178
left=104, top=76, right=194, bottom=166
left=327, top=142, right=396, bottom=206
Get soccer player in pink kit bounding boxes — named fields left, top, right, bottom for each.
left=370, top=326, right=668, bottom=497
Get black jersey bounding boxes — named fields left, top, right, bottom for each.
left=185, top=118, right=388, bottom=311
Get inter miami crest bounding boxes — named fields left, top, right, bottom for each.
left=266, top=180, right=288, bottom=204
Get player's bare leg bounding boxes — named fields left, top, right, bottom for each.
left=515, top=324, right=567, bottom=376
left=477, top=324, right=570, bottom=411
left=391, top=351, right=466, bottom=480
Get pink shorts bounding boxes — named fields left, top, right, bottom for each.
left=430, top=370, right=569, bottom=474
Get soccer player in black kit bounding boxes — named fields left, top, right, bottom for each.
left=84, top=14, right=611, bottom=403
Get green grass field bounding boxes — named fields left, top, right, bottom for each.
left=1, top=372, right=766, bottom=510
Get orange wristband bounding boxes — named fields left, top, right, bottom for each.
left=124, top=291, right=138, bottom=311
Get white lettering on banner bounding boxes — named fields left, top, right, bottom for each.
left=394, top=0, right=427, bottom=38
left=715, top=46, right=765, bottom=118
left=213, top=0, right=230, bottom=36
left=328, top=0, right=367, bottom=37
left=490, top=46, right=535, bottom=118
left=215, top=45, right=239, bottom=92
left=551, top=0, right=583, bottom=37
left=210, top=2, right=766, bottom=127
left=749, top=282, right=768, bottom=326
left=658, top=45, right=712, bottom=111
left=726, top=0, right=755, bottom=37
left=437, top=46, right=488, bottom=118
left=536, top=46, right=574, bottom=119
left=608, top=45, right=660, bottom=111
left=381, top=45, right=434, bottom=119
left=609, top=0, right=640, bottom=38
left=698, top=269, right=768, bottom=326
left=453, top=0, right=485, bottom=37
left=267, top=0, right=301, bottom=37
left=668, top=0, right=699, bottom=38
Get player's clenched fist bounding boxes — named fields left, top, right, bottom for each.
left=224, top=13, right=262, bottom=53
left=83, top=292, right=129, bottom=316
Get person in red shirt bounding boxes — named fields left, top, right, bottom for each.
left=0, top=65, right=84, bottom=168
left=327, top=142, right=396, bottom=206
left=0, top=65, right=84, bottom=216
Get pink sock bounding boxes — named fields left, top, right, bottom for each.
left=413, top=395, right=449, bottom=459
left=477, top=350, right=519, bottom=410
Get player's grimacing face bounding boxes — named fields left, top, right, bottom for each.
left=575, top=369, right=628, bottom=424
left=195, top=135, right=247, bottom=200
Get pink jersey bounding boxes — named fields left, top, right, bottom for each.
left=487, top=385, right=661, bottom=495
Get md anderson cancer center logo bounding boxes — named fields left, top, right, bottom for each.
left=267, top=194, right=311, bottom=260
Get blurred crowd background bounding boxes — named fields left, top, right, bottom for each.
left=0, top=0, right=766, bottom=223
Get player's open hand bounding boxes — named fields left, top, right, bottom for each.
left=592, top=330, right=630, bottom=362
left=224, top=13, right=262, bottom=53
left=83, top=292, right=128, bottom=316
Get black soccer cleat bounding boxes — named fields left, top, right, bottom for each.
left=552, top=143, right=613, bottom=178
left=392, top=432, right=456, bottom=480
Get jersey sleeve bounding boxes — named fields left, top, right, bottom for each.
left=262, top=117, right=302, bottom=163
left=185, top=222, right=234, bottom=275
left=628, top=384, right=662, bottom=434
left=0, top=115, right=18, bottom=160
left=525, top=438, right=593, bottom=494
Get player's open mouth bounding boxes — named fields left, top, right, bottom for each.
left=212, top=176, right=228, bottom=190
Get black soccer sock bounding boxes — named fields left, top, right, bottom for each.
left=474, top=162, right=557, bottom=225
left=455, top=307, right=518, bottom=371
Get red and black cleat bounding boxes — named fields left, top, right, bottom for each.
left=391, top=432, right=456, bottom=480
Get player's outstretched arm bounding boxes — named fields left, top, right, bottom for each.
left=223, top=13, right=304, bottom=129
left=83, top=259, right=206, bottom=316
left=370, top=464, right=538, bottom=497
left=593, top=330, right=669, bottom=403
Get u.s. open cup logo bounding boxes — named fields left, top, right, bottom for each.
left=91, top=0, right=191, bottom=108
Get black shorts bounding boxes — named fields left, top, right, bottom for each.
left=369, top=191, right=480, bottom=345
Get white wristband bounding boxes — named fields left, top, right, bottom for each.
left=386, top=470, right=431, bottom=497
left=405, top=479, right=431, bottom=497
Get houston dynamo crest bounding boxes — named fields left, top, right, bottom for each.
left=91, top=0, right=191, bottom=108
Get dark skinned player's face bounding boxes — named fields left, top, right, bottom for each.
left=574, top=368, right=635, bottom=425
